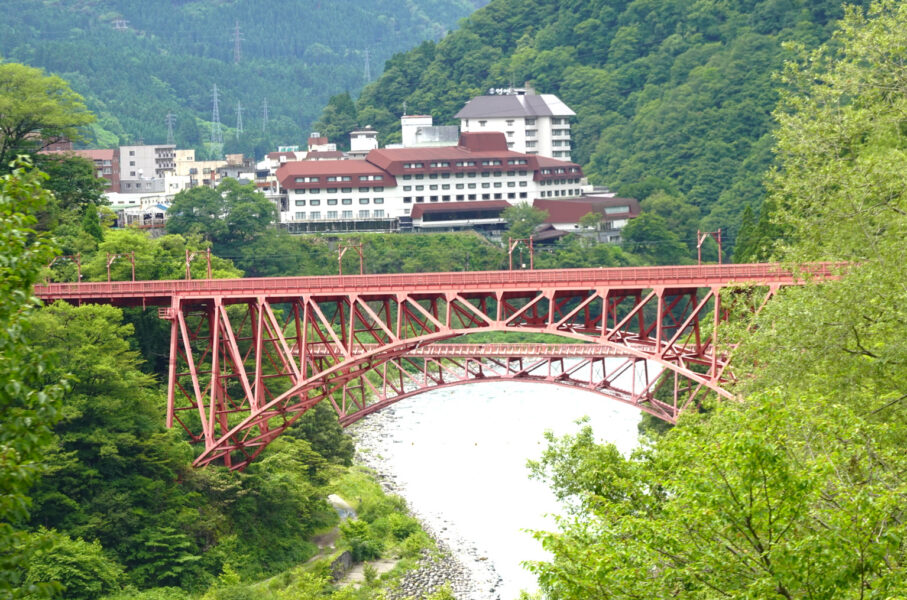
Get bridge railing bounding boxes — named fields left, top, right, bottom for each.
left=36, top=263, right=842, bottom=300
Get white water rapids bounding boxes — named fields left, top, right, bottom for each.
left=348, top=379, right=642, bottom=599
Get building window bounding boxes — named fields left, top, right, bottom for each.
left=403, top=174, right=412, bottom=180
left=456, top=183, right=465, bottom=189
left=416, top=185, right=424, bottom=191
left=359, top=187, right=369, bottom=192
left=295, top=212, right=305, bottom=220
left=359, top=198, right=369, bottom=204
left=327, top=187, right=338, bottom=193
left=129, top=161, right=135, bottom=166
left=468, top=194, right=476, bottom=200
left=311, top=211, right=321, bottom=219
left=342, top=210, right=353, bottom=218
left=403, top=197, right=412, bottom=203
left=526, top=129, right=536, bottom=138
left=442, top=195, right=450, bottom=201
left=415, top=197, right=424, bottom=203
left=403, top=186, right=412, bottom=191
left=430, top=184, right=438, bottom=190
left=481, top=194, right=490, bottom=200
left=456, top=194, right=464, bottom=201
left=359, top=210, right=370, bottom=218
left=374, top=209, right=385, bottom=217
left=481, top=183, right=490, bottom=189
left=327, top=199, right=338, bottom=206
left=295, top=200, right=306, bottom=206
left=310, top=199, right=321, bottom=206
left=129, top=150, right=135, bottom=156
left=374, top=198, right=384, bottom=204
left=494, top=193, right=502, bottom=200
left=508, top=192, right=516, bottom=199
left=493, top=182, right=502, bottom=188
left=430, top=196, right=439, bottom=202
left=506, top=119, right=514, bottom=126
left=374, top=186, right=384, bottom=192
left=341, top=187, right=352, bottom=193
left=442, top=184, right=450, bottom=190
left=327, top=210, right=338, bottom=219
left=478, top=120, right=487, bottom=127
left=526, top=118, right=536, bottom=126
left=342, top=198, right=352, bottom=205
left=519, top=192, right=527, bottom=199
left=468, top=183, right=476, bottom=189
left=526, top=141, right=537, bottom=148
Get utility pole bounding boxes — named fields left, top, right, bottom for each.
left=231, top=20, right=244, bottom=64
left=261, top=97, right=269, bottom=133
left=235, top=100, right=244, bottom=139
left=210, top=84, right=223, bottom=144
left=364, top=48, right=371, bottom=82
left=165, top=112, right=176, bottom=145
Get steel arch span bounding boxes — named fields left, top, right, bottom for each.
left=35, top=263, right=838, bottom=470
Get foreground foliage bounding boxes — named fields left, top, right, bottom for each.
left=0, top=160, right=67, bottom=600
left=528, top=2, right=907, bottom=597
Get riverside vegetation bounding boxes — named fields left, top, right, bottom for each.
left=5, top=1, right=907, bottom=598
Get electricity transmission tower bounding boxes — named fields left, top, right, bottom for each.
left=210, top=84, right=223, bottom=144
left=231, top=21, right=244, bottom=64
left=112, top=18, right=129, bottom=31
left=165, top=112, right=176, bottom=145
left=364, top=48, right=371, bottom=82
left=262, top=97, right=269, bottom=133
left=235, top=101, right=244, bottom=139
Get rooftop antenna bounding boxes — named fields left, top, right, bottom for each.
left=210, top=84, right=223, bottom=144
left=364, top=48, right=371, bottom=82
left=261, top=97, right=269, bottom=133
left=231, top=20, right=244, bottom=64
left=402, top=101, right=407, bottom=116
left=165, top=112, right=176, bottom=145
left=235, top=100, right=244, bottom=139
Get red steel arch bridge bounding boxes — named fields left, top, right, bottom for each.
left=35, top=263, right=834, bottom=470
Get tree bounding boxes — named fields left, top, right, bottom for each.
left=502, top=202, right=547, bottom=241
left=218, top=179, right=277, bottom=246
left=0, top=158, right=68, bottom=599
left=577, top=211, right=603, bottom=242
left=0, top=63, right=94, bottom=170
left=24, top=531, right=124, bottom=600
left=165, top=186, right=227, bottom=242
left=528, top=3, right=907, bottom=597
left=620, top=212, right=688, bottom=264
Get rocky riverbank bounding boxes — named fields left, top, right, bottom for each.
left=348, top=407, right=504, bottom=600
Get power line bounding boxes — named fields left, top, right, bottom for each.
left=210, top=84, right=223, bottom=144
left=165, top=112, right=176, bottom=145
left=231, top=20, right=244, bottom=64
left=235, top=100, right=244, bottom=139
left=262, top=97, right=269, bottom=133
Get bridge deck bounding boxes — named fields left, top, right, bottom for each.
left=35, top=263, right=832, bottom=306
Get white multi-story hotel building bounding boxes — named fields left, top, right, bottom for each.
left=455, top=89, right=575, bottom=160
left=275, top=132, right=583, bottom=232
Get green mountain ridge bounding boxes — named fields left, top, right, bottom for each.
left=321, top=0, right=869, bottom=246
left=0, top=0, right=487, bottom=157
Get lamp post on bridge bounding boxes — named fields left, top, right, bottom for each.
left=508, top=237, right=534, bottom=270
left=106, top=251, right=135, bottom=282
left=338, top=242, right=365, bottom=276
left=697, top=229, right=723, bottom=266
left=47, top=253, right=82, bottom=283
left=185, top=248, right=213, bottom=280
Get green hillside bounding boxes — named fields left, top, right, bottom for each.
left=0, top=0, right=486, bottom=158
left=321, top=0, right=869, bottom=248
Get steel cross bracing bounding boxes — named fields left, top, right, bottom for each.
left=35, top=263, right=838, bottom=470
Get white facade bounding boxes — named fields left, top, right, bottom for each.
left=119, top=144, right=177, bottom=180
left=455, top=92, right=575, bottom=160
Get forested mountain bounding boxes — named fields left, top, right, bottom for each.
left=320, top=0, right=870, bottom=247
left=0, top=0, right=486, bottom=158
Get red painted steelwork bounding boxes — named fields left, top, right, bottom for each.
left=34, top=263, right=838, bottom=470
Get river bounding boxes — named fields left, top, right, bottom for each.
left=348, top=380, right=642, bottom=599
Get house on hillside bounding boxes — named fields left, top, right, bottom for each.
left=456, top=87, right=575, bottom=160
